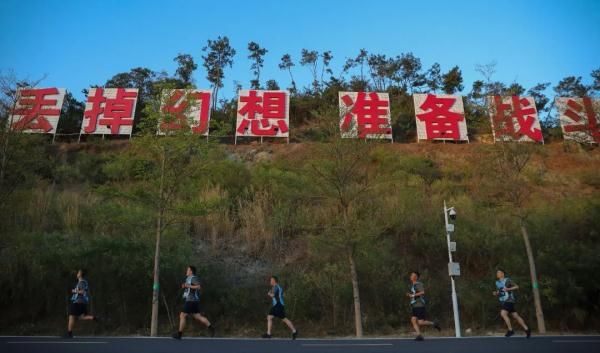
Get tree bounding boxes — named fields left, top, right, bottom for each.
left=300, top=49, right=319, bottom=93
left=476, top=144, right=547, bottom=333
left=173, top=53, right=198, bottom=85
left=591, top=67, right=600, bottom=93
left=0, top=71, right=49, bottom=202
left=56, top=92, right=85, bottom=135
left=265, top=79, right=280, bottom=91
left=278, top=54, right=296, bottom=93
left=392, top=52, right=426, bottom=93
left=442, top=66, right=464, bottom=94
left=104, top=67, right=158, bottom=131
left=425, top=63, right=442, bottom=93
left=247, top=41, right=268, bottom=89
left=320, top=51, right=333, bottom=86
left=553, top=76, right=590, bottom=97
left=202, top=36, right=236, bottom=109
left=303, top=141, right=394, bottom=337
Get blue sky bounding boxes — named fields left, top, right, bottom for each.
left=0, top=0, right=598, bottom=101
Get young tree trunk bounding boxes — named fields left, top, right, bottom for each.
left=520, top=221, right=546, bottom=333
left=150, top=150, right=166, bottom=336
left=150, top=209, right=162, bottom=336
left=348, top=250, right=363, bottom=337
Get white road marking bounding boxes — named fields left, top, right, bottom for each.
left=7, top=341, right=108, bottom=344
left=302, top=343, right=393, bottom=347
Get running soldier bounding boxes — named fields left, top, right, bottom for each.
left=493, top=269, right=531, bottom=338
left=172, top=266, right=215, bottom=339
left=64, top=269, right=97, bottom=338
left=407, top=271, right=440, bottom=341
left=262, top=276, right=298, bottom=340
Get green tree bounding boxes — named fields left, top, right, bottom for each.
left=278, top=54, right=297, bottom=93
left=248, top=41, right=268, bottom=89
left=173, top=53, right=198, bottom=85
left=202, top=36, right=236, bottom=109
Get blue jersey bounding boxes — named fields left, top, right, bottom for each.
left=495, top=277, right=516, bottom=303
left=272, top=284, right=284, bottom=306
left=70, top=279, right=89, bottom=304
left=183, top=275, right=201, bottom=302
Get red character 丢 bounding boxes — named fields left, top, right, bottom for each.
left=11, top=88, right=65, bottom=133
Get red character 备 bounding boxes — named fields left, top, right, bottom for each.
left=415, top=94, right=466, bottom=141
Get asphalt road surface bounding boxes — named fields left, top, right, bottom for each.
left=2, top=335, right=599, bottom=353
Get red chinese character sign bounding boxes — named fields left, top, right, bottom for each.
left=413, top=94, right=468, bottom=142
left=10, top=88, right=66, bottom=134
left=235, top=90, right=289, bottom=143
left=158, top=89, right=212, bottom=136
left=555, top=97, right=600, bottom=144
left=488, top=96, right=543, bottom=143
left=338, top=92, right=392, bottom=140
left=81, top=88, right=139, bottom=136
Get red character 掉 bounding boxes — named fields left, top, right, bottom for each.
left=416, top=94, right=465, bottom=140
left=491, top=96, right=543, bottom=142
left=340, top=92, right=391, bottom=139
left=236, top=90, right=289, bottom=136
left=11, top=88, right=65, bottom=133
left=83, top=88, right=138, bottom=135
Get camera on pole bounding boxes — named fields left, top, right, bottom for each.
left=444, top=201, right=461, bottom=338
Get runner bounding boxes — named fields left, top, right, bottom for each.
left=407, top=271, right=440, bottom=341
left=261, top=276, right=298, bottom=340
left=493, top=269, right=531, bottom=338
left=172, top=266, right=215, bottom=339
left=63, top=269, right=97, bottom=338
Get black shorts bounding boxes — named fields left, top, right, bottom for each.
left=501, top=302, right=516, bottom=313
left=269, top=304, right=286, bottom=319
left=182, top=301, right=201, bottom=314
left=411, top=307, right=427, bottom=320
left=68, top=303, right=88, bottom=316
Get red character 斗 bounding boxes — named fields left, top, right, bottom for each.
left=560, top=97, right=599, bottom=143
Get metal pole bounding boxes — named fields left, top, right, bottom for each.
left=444, top=200, right=461, bottom=338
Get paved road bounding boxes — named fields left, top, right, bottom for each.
left=2, top=335, right=599, bottom=353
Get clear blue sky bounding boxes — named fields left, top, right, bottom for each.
left=1, top=0, right=598, bottom=101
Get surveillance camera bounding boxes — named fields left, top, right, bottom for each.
left=448, top=207, right=457, bottom=221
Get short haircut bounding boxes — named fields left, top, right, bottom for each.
left=497, top=268, right=505, bottom=275
left=79, top=269, right=87, bottom=277
left=271, top=275, right=279, bottom=283
left=188, top=266, right=197, bottom=275
left=411, top=271, right=420, bottom=279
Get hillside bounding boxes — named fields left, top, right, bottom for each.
left=0, top=136, right=598, bottom=337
